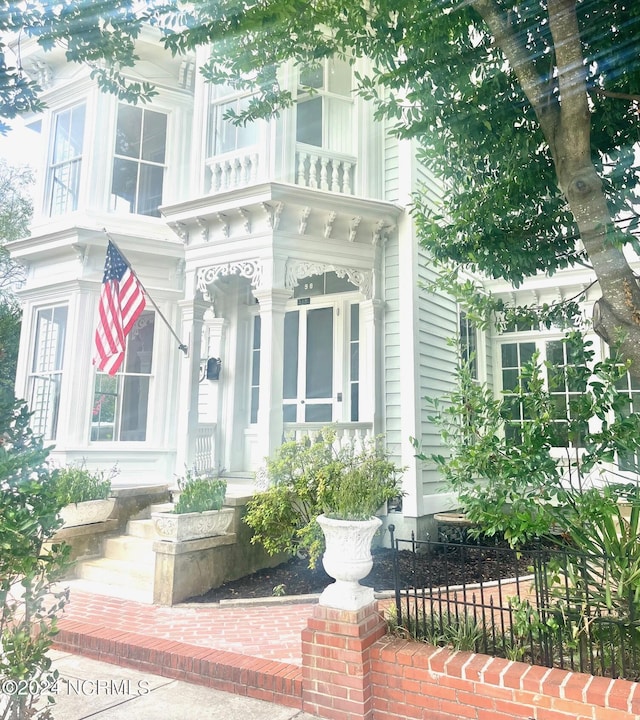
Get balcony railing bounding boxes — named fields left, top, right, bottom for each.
left=295, top=144, right=356, bottom=195
left=206, top=149, right=261, bottom=193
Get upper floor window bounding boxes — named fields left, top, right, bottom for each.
left=208, top=85, right=259, bottom=157
left=111, top=105, right=167, bottom=217
left=28, top=305, right=68, bottom=439
left=296, top=57, right=353, bottom=152
left=48, top=104, right=86, bottom=215
left=91, top=311, right=155, bottom=441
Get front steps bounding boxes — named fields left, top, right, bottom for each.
left=69, top=502, right=173, bottom=603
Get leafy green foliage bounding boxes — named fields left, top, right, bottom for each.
left=421, top=329, right=640, bottom=547
left=174, top=469, right=226, bottom=514
left=244, top=428, right=404, bottom=567
left=0, top=396, right=71, bottom=719
left=52, top=462, right=115, bottom=506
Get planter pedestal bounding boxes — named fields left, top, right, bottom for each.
left=317, top=514, right=382, bottom=611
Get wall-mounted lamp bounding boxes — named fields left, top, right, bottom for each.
left=206, top=357, right=222, bottom=381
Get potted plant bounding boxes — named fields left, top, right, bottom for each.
left=54, top=462, right=117, bottom=528
left=152, top=469, right=233, bottom=542
left=244, top=427, right=404, bottom=610
left=316, top=441, right=404, bottom=610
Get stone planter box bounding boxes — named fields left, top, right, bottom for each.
left=151, top=507, right=234, bottom=542
left=59, top=498, right=117, bottom=528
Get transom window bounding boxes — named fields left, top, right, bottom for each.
left=111, top=105, right=167, bottom=217
left=91, top=311, right=155, bottom=441
left=28, top=306, right=68, bottom=440
left=48, top=104, right=85, bottom=216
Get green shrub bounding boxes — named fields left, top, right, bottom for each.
left=53, top=462, right=114, bottom=506
left=245, top=428, right=404, bottom=567
left=174, top=469, right=226, bottom=514
left=0, top=396, right=71, bottom=720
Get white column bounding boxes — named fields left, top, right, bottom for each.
left=252, top=287, right=291, bottom=463
left=359, top=298, right=384, bottom=436
left=203, top=313, right=227, bottom=469
left=175, top=297, right=209, bottom=474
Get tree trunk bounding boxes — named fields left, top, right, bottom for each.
left=474, top=0, right=640, bottom=375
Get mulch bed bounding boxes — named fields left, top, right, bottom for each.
left=187, top=543, right=537, bottom=603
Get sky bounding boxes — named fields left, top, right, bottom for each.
left=0, top=117, right=44, bottom=169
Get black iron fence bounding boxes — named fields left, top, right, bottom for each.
left=388, top=526, right=640, bottom=681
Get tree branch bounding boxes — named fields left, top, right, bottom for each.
left=471, top=0, right=560, bottom=143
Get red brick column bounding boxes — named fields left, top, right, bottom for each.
left=301, top=601, right=387, bottom=720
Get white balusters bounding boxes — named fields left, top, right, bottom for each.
left=295, top=147, right=356, bottom=195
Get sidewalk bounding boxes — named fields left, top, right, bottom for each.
left=47, top=649, right=319, bottom=719
left=51, top=582, right=317, bottom=712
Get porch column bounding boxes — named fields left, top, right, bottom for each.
left=203, top=312, right=227, bottom=470
left=359, top=299, right=384, bottom=435
left=252, top=287, right=291, bottom=464
left=175, top=297, right=209, bottom=475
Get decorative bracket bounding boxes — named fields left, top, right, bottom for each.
left=216, top=213, right=230, bottom=239
left=238, top=208, right=251, bottom=234
left=349, top=216, right=361, bottom=243
left=197, top=258, right=264, bottom=301
left=299, top=207, right=311, bottom=235
left=285, top=259, right=373, bottom=299
left=324, top=211, right=337, bottom=240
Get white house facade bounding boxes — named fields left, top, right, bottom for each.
left=10, top=31, right=636, bottom=539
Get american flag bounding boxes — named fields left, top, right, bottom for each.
left=93, top=240, right=146, bottom=376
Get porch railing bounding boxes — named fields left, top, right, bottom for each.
left=295, top=144, right=356, bottom=194
left=283, top=422, right=373, bottom=452
left=192, top=422, right=217, bottom=473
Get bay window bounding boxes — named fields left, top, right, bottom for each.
left=28, top=306, right=68, bottom=439
left=48, top=104, right=85, bottom=215
left=111, top=105, right=167, bottom=217
left=91, top=311, right=155, bottom=441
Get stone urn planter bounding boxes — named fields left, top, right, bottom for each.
left=59, top=497, right=117, bottom=528
left=316, top=514, right=383, bottom=611
left=152, top=507, right=234, bottom=542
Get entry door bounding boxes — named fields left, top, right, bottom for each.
left=283, top=305, right=339, bottom=423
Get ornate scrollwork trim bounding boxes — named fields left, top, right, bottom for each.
left=197, top=259, right=264, bottom=299
left=284, top=260, right=372, bottom=299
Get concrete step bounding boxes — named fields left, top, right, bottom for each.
left=102, top=535, right=155, bottom=563
left=126, top=518, right=158, bottom=539
left=63, top=577, right=153, bottom=604
left=130, top=501, right=175, bottom=521
left=76, top=557, right=153, bottom=589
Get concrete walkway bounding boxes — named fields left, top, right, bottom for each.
left=47, top=649, right=319, bottom=719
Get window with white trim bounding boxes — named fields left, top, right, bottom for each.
left=111, top=105, right=167, bottom=217
left=296, top=57, right=353, bottom=152
left=91, top=311, right=155, bottom=441
left=208, top=85, right=259, bottom=157
left=28, top=306, right=68, bottom=439
left=48, top=104, right=86, bottom=215
left=615, top=371, right=640, bottom=473
left=459, top=311, right=478, bottom=379
left=500, top=338, right=588, bottom=446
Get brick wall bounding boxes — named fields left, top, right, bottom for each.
left=301, top=601, right=640, bottom=720
left=369, top=637, right=640, bottom=720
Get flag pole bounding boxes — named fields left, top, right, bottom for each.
left=102, top=229, right=188, bottom=356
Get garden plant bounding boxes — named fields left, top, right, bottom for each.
left=0, top=396, right=71, bottom=720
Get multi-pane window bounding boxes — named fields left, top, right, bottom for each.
left=459, top=312, right=478, bottom=379
left=111, top=105, right=167, bottom=217
left=250, top=315, right=261, bottom=424
left=209, top=85, right=259, bottom=157
left=48, top=104, right=86, bottom=215
left=296, top=57, right=353, bottom=152
left=500, top=338, right=588, bottom=446
left=91, top=311, right=155, bottom=441
left=28, top=306, right=68, bottom=439
left=615, top=371, right=640, bottom=473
